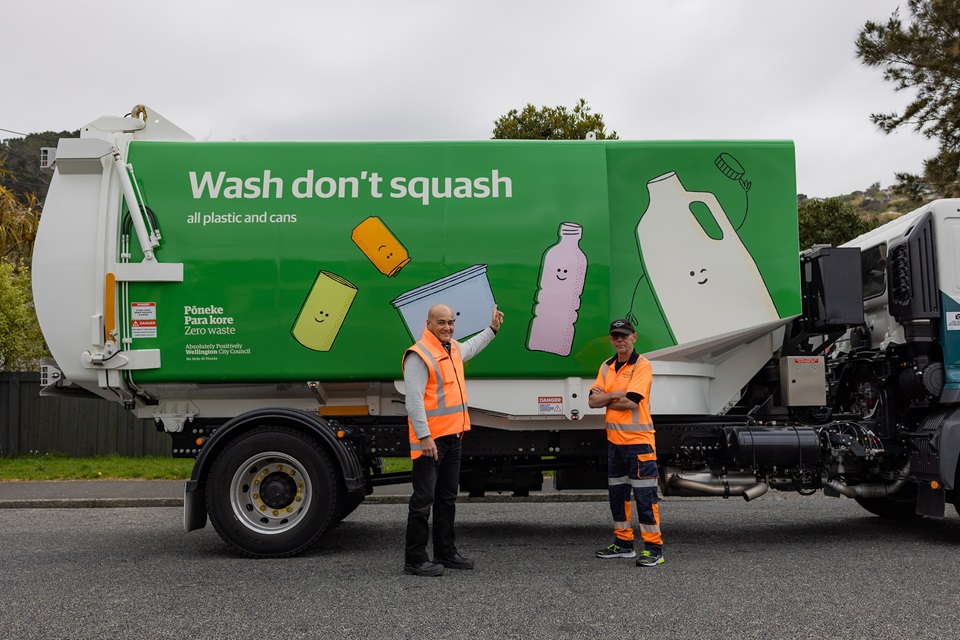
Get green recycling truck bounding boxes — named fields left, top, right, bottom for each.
left=32, top=105, right=960, bottom=556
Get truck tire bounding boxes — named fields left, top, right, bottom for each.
left=205, top=426, right=342, bottom=557
left=854, top=487, right=922, bottom=520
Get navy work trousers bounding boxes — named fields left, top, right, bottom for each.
left=607, top=441, right=663, bottom=552
left=405, top=433, right=462, bottom=565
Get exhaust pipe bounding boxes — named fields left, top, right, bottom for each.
left=742, top=482, right=770, bottom=502
left=824, top=462, right=910, bottom=499
left=665, top=469, right=769, bottom=501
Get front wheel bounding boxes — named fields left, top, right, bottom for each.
left=206, top=426, right=342, bottom=557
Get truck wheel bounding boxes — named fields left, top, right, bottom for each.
left=205, top=426, right=342, bottom=557
left=854, top=486, right=922, bottom=519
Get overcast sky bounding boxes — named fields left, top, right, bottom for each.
left=3, top=1, right=938, bottom=198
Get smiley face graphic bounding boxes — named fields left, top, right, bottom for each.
left=690, top=268, right=708, bottom=285
left=291, top=271, right=358, bottom=352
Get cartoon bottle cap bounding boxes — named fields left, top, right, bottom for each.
left=715, top=153, right=744, bottom=181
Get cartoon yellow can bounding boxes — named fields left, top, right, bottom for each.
left=351, top=216, right=411, bottom=277
left=291, top=271, right=358, bottom=352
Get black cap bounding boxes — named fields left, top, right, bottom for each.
left=609, top=319, right=635, bottom=335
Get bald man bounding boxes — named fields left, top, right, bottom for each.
left=402, top=303, right=504, bottom=577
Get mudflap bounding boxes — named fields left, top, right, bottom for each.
left=916, top=483, right=946, bottom=517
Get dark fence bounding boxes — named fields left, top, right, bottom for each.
left=0, top=372, right=169, bottom=456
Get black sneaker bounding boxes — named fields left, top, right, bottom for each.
left=404, top=561, right=444, bottom=577
left=436, top=553, right=474, bottom=570
left=636, top=550, right=664, bottom=567
left=595, top=542, right=636, bottom=559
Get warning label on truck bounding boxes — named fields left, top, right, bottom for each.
left=132, top=319, right=157, bottom=338
left=948, top=313, right=960, bottom=331
left=131, top=303, right=158, bottom=338
left=538, top=396, right=563, bottom=415
left=132, top=302, right=156, bottom=320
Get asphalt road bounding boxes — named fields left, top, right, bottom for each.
left=3, top=494, right=960, bottom=640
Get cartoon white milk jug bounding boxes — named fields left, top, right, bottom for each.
left=637, top=172, right=778, bottom=344
left=527, top=222, right=588, bottom=356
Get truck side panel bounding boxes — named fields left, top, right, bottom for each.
left=117, top=140, right=799, bottom=385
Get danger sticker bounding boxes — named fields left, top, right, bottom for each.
left=793, top=357, right=821, bottom=364
left=132, top=302, right=156, bottom=320
left=538, top=396, right=563, bottom=415
left=947, top=313, right=960, bottom=331
left=132, top=319, right=157, bottom=338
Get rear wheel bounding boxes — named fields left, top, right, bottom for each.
left=206, top=426, right=342, bottom=557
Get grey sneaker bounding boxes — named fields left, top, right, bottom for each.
left=595, top=542, right=636, bottom=559
left=636, top=550, right=664, bottom=567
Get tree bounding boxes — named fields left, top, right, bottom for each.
left=0, top=165, right=41, bottom=264
left=0, top=130, right=77, bottom=206
left=856, top=0, right=960, bottom=198
left=0, top=260, right=47, bottom=371
left=492, top=99, right=619, bottom=140
left=1, top=162, right=48, bottom=370
left=798, top=197, right=877, bottom=250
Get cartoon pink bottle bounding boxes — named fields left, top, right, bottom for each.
left=527, top=222, right=588, bottom=356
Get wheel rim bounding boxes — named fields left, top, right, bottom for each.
left=229, top=451, right=313, bottom=535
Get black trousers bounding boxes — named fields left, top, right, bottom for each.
left=405, top=433, right=461, bottom=565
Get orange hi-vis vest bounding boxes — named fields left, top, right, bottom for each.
left=593, top=352, right=655, bottom=446
left=403, top=328, right=470, bottom=459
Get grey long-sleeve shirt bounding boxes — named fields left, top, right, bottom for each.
left=403, top=327, right=496, bottom=440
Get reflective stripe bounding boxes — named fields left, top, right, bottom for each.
left=598, top=359, right=652, bottom=438
left=606, top=422, right=654, bottom=432
left=417, top=345, right=447, bottom=409
left=405, top=332, right=469, bottom=459
left=639, top=523, right=661, bottom=534
left=630, top=478, right=659, bottom=489
left=613, top=521, right=630, bottom=529
left=608, top=475, right=630, bottom=486
left=425, top=402, right=468, bottom=417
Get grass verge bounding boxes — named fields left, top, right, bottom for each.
left=381, top=457, right=412, bottom=474
left=0, top=452, right=194, bottom=481
left=0, top=453, right=411, bottom=481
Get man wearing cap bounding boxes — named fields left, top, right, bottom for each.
left=402, top=303, right=505, bottom=577
left=589, top=318, right=664, bottom=567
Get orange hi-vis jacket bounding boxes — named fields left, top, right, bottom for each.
left=403, top=328, right=470, bottom=460
left=593, top=351, right=655, bottom=446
